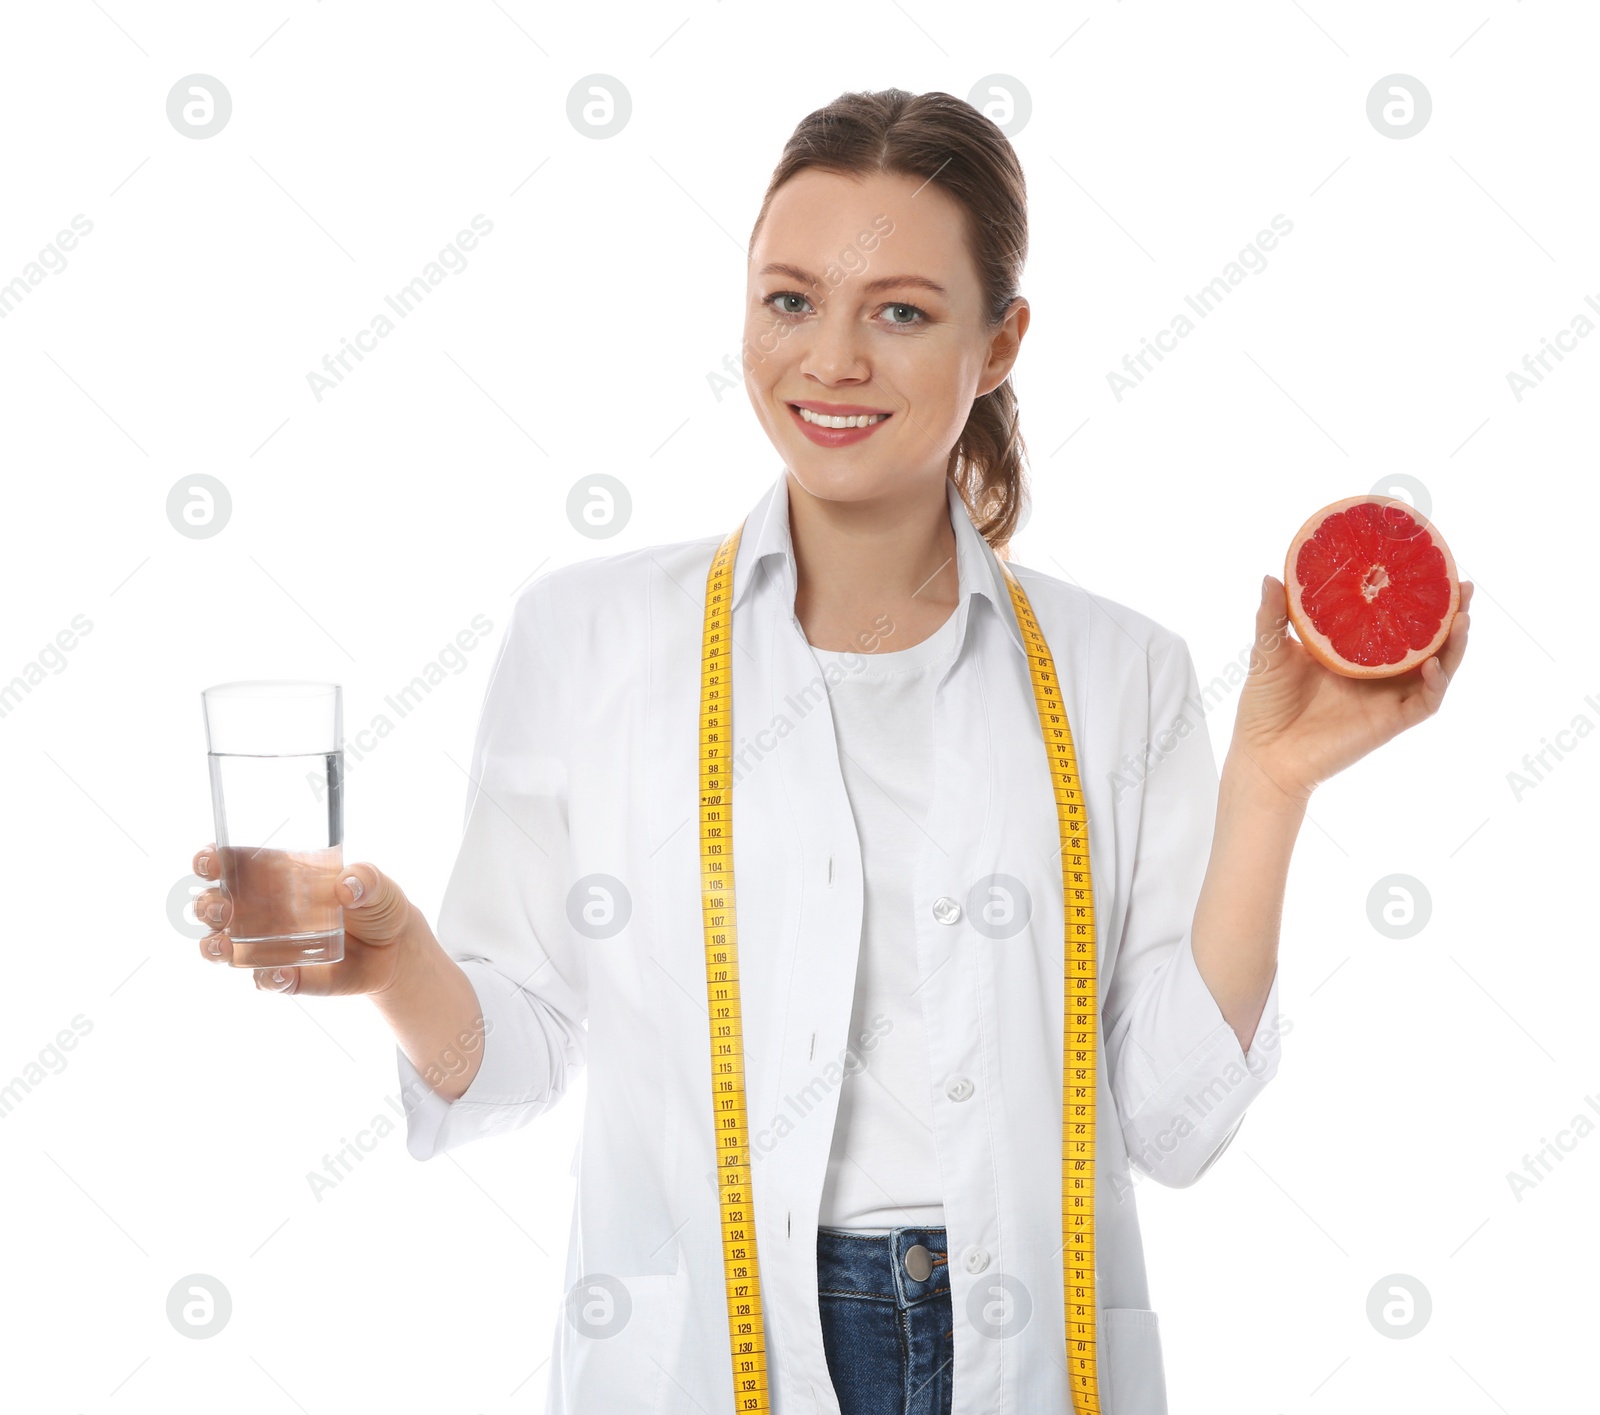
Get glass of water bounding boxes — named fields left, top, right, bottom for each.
left=201, top=680, right=344, bottom=969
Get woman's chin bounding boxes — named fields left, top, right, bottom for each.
left=785, top=461, right=934, bottom=509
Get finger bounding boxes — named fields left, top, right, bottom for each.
left=199, top=929, right=234, bottom=965
left=1249, top=574, right=1294, bottom=673
left=1415, top=652, right=1447, bottom=711
left=254, top=965, right=301, bottom=995
left=282, top=940, right=395, bottom=997
left=1412, top=607, right=1468, bottom=714
left=1433, top=586, right=1472, bottom=683
left=194, top=885, right=230, bottom=933
left=336, top=862, right=410, bottom=944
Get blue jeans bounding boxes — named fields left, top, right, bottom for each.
left=816, top=1224, right=954, bottom=1415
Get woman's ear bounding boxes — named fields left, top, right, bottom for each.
left=977, top=296, right=1029, bottom=396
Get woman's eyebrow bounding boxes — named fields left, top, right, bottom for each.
left=755, top=262, right=947, bottom=297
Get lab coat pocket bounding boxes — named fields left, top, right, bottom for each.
left=1100, top=1306, right=1169, bottom=1415
left=559, top=1268, right=688, bottom=1414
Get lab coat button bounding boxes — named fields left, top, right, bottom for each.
left=932, top=896, right=962, bottom=924
left=945, top=1075, right=974, bottom=1102
left=964, top=1247, right=990, bottom=1273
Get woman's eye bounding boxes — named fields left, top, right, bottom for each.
left=763, top=291, right=812, bottom=317
left=880, top=303, right=928, bottom=327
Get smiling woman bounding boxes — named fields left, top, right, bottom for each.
left=742, top=98, right=1031, bottom=626
left=193, top=82, right=1472, bottom=1415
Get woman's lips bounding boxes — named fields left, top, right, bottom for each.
left=786, top=402, right=893, bottom=448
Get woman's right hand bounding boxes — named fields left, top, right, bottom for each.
left=191, top=844, right=425, bottom=998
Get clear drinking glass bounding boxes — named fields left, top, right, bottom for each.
left=201, top=680, right=345, bottom=969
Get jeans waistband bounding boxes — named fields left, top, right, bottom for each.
left=816, top=1224, right=950, bottom=1307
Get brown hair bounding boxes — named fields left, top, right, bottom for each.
left=747, top=87, right=1031, bottom=556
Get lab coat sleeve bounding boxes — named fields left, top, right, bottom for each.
left=1101, top=629, right=1285, bottom=1189
left=398, top=576, right=588, bottom=1161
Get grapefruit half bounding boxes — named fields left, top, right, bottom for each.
left=1284, top=495, right=1459, bottom=679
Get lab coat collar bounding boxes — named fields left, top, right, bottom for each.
left=729, top=466, right=1028, bottom=660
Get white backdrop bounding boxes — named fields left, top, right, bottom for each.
left=2, top=2, right=1595, bottom=1411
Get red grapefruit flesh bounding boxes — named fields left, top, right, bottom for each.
left=1284, top=495, right=1459, bottom=679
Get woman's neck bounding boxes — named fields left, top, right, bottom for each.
left=787, top=472, right=961, bottom=654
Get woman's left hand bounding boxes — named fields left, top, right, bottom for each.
left=1228, top=575, right=1474, bottom=804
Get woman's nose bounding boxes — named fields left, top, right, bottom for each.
left=801, top=330, right=868, bottom=384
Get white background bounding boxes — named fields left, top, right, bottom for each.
left=1, top=1, right=1595, bottom=1411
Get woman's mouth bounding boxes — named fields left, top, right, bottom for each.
left=787, top=402, right=893, bottom=448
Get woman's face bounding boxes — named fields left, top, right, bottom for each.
left=743, top=167, right=1027, bottom=504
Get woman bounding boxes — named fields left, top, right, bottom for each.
left=192, top=89, right=1472, bottom=1415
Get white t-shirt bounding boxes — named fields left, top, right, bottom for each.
left=808, top=605, right=964, bottom=1232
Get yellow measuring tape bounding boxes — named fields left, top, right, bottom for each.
left=699, top=521, right=1100, bottom=1413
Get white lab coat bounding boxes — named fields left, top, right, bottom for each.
left=398, top=468, right=1285, bottom=1414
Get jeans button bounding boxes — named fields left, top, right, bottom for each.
left=904, top=1244, right=933, bottom=1282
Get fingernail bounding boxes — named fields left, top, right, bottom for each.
left=342, top=875, right=363, bottom=905
left=204, top=900, right=223, bottom=923
left=1261, top=575, right=1271, bottom=601
left=206, top=938, right=222, bottom=957
left=271, top=968, right=289, bottom=987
